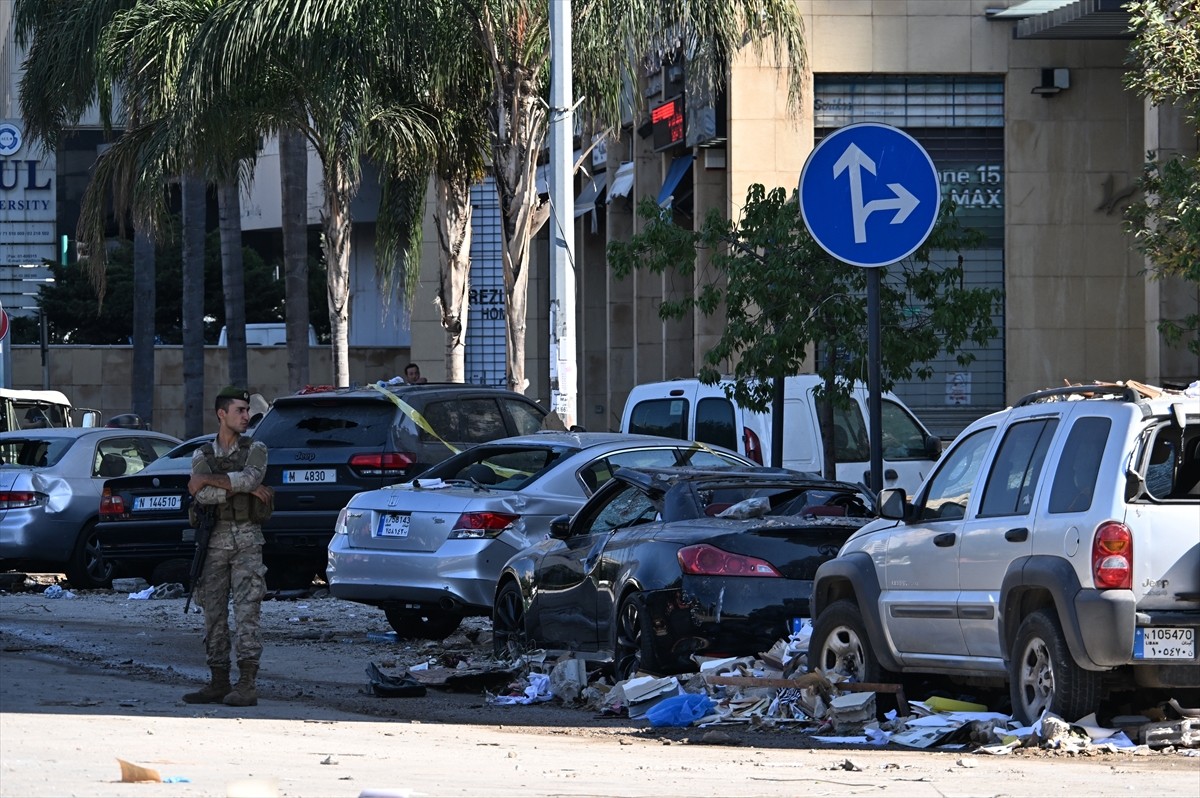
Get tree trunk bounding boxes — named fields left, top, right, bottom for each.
left=434, top=176, right=472, bottom=383
left=218, top=179, right=247, bottom=389
left=130, top=230, right=155, bottom=426
left=491, top=94, right=548, bottom=395
left=819, top=342, right=837, bottom=480
left=280, top=127, right=310, bottom=393
left=472, top=10, right=549, bottom=395
left=181, top=175, right=207, bottom=438
left=322, top=160, right=353, bottom=387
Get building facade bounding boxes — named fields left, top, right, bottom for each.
left=2, top=1, right=1197, bottom=440
left=408, top=0, right=1198, bottom=437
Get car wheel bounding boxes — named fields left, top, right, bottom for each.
left=1009, top=608, right=1101, bottom=725
left=613, top=592, right=657, bottom=681
left=492, top=580, right=527, bottom=659
left=150, top=558, right=193, bottom=589
left=66, top=523, right=114, bottom=589
left=808, top=600, right=882, bottom=683
left=384, top=607, right=462, bottom=641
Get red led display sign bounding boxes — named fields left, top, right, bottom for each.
left=651, top=96, right=685, bottom=152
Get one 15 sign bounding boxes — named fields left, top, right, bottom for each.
left=651, top=96, right=685, bottom=152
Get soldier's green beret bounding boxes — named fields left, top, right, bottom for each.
left=217, top=385, right=250, bottom=402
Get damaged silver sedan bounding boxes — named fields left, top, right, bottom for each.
left=327, top=431, right=752, bottom=639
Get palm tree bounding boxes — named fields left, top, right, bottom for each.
left=182, top=0, right=440, bottom=388
left=408, top=1, right=491, bottom=382
left=17, top=0, right=259, bottom=433
left=460, top=0, right=808, bottom=393
left=14, top=0, right=158, bottom=420
left=279, top=127, right=311, bottom=392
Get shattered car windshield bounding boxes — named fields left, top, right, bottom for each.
left=423, top=444, right=575, bottom=491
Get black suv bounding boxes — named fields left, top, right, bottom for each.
left=252, top=383, right=549, bottom=586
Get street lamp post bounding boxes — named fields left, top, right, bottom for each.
left=548, top=0, right=577, bottom=427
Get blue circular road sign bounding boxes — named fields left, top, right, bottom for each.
left=799, top=122, right=940, bottom=268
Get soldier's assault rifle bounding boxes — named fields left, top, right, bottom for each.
left=183, top=504, right=216, bottom=614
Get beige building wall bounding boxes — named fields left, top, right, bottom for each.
left=402, top=1, right=1197, bottom=430
left=1004, top=39, right=1148, bottom=399
left=9, top=345, right=412, bottom=441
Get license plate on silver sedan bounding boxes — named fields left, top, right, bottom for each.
left=376, top=513, right=410, bottom=538
left=283, top=469, right=335, bottom=484
left=1134, top=627, right=1195, bottom=660
left=133, top=495, right=182, bottom=511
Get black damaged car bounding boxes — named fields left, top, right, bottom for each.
left=492, top=466, right=876, bottom=679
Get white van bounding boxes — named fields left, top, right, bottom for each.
left=218, top=323, right=318, bottom=347
left=620, top=375, right=941, bottom=496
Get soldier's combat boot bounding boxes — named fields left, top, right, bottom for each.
left=223, top=660, right=259, bottom=707
left=182, top=666, right=231, bottom=704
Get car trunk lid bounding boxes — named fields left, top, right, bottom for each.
left=346, top=484, right=501, bottom=552
left=665, top=517, right=866, bottom=580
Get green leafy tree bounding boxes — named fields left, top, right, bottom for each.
left=1123, top=0, right=1200, bottom=355
left=608, top=184, right=1001, bottom=476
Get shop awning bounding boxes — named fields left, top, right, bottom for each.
left=574, top=172, right=608, bottom=217
left=657, top=154, right=694, bottom=208
left=606, top=162, right=635, bottom=203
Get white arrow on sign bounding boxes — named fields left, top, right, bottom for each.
left=832, top=143, right=921, bottom=244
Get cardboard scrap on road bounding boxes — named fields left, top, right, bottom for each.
left=117, top=758, right=161, bottom=783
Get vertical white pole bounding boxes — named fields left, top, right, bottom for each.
left=548, top=0, right=577, bottom=427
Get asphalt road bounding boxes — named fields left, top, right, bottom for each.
left=1, top=585, right=1197, bottom=798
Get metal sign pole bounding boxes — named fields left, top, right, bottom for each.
left=867, top=269, right=883, bottom=495
left=799, top=123, right=941, bottom=497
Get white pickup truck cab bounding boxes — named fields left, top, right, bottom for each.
left=620, top=375, right=941, bottom=497
left=0, top=389, right=100, bottom=433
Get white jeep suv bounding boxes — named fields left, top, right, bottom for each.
left=808, top=382, right=1200, bottom=724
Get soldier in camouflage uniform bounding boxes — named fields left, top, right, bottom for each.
left=182, top=386, right=273, bottom=707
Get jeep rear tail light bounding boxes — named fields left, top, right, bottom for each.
left=349, top=452, right=414, bottom=477
left=678, top=544, right=782, bottom=577
left=99, top=488, right=125, bottom=517
left=1092, top=521, right=1132, bottom=589
left=449, top=511, right=519, bottom=539
left=0, top=491, right=41, bottom=510
left=743, top=427, right=763, bottom=465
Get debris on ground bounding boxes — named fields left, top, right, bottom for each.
left=365, top=662, right=426, bottom=697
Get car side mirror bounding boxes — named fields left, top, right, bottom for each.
left=81, top=411, right=101, bottom=428
left=924, top=434, right=943, bottom=459
left=878, top=487, right=908, bottom=520
left=549, top=514, right=572, bottom=539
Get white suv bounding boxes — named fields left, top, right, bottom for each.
left=808, top=382, right=1200, bottom=724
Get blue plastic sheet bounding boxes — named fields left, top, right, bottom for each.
left=646, top=693, right=714, bottom=728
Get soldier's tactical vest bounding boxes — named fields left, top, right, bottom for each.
left=199, top=436, right=273, bottom=524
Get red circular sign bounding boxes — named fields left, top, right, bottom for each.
left=0, top=309, right=8, bottom=341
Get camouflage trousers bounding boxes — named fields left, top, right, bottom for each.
left=196, top=535, right=267, bottom=668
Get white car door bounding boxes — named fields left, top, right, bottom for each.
left=881, top=425, right=997, bottom=662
